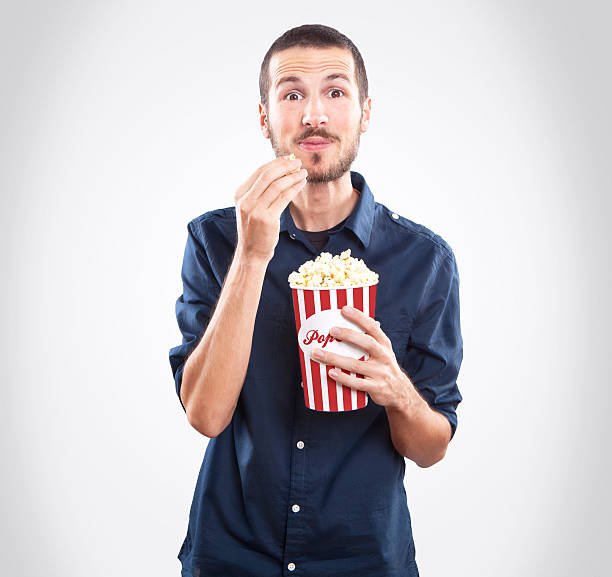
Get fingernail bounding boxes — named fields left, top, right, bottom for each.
left=312, top=349, right=323, bottom=359
left=330, top=327, right=341, bottom=337
left=343, top=305, right=354, bottom=313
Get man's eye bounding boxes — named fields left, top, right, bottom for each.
left=329, top=89, right=344, bottom=98
left=285, top=92, right=303, bottom=101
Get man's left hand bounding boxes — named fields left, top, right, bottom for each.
left=310, top=305, right=412, bottom=411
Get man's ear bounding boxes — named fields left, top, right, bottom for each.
left=360, top=97, right=372, bottom=133
left=259, top=104, right=270, bottom=138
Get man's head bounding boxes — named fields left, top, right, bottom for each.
left=259, top=24, right=371, bottom=183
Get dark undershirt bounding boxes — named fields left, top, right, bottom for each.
left=299, top=216, right=348, bottom=252
left=297, top=190, right=358, bottom=252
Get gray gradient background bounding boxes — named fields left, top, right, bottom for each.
left=1, top=1, right=610, bottom=575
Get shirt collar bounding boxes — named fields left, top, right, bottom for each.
left=279, top=170, right=375, bottom=249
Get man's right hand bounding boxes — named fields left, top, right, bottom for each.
left=234, top=156, right=308, bottom=263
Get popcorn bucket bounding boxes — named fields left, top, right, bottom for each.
left=291, top=283, right=378, bottom=411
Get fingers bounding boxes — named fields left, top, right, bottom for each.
left=267, top=169, right=308, bottom=216
left=234, top=157, right=289, bottom=201
left=246, top=159, right=303, bottom=208
left=327, top=369, right=373, bottom=392
left=341, top=306, right=391, bottom=346
left=235, top=156, right=302, bottom=204
left=311, top=347, right=376, bottom=379
left=327, top=326, right=380, bottom=358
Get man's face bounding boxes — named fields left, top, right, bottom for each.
left=261, top=46, right=371, bottom=183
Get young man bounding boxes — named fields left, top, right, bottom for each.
left=169, top=24, right=463, bottom=577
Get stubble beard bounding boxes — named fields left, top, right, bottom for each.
left=269, top=122, right=362, bottom=183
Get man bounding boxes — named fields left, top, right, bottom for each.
left=169, top=24, right=463, bottom=577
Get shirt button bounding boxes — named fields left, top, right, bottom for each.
left=288, top=562, right=296, bottom=571
left=296, top=441, right=304, bottom=449
left=290, top=233, right=296, bottom=239
left=392, top=212, right=399, bottom=219
left=292, top=504, right=300, bottom=513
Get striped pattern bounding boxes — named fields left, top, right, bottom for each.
left=291, top=285, right=377, bottom=412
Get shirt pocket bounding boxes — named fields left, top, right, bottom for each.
left=249, top=310, right=297, bottom=372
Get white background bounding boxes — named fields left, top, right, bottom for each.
left=2, top=1, right=610, bottom=575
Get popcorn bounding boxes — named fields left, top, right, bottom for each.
left=286, top=153, right=301, bottom=174
left=288, top=249, right=379, bottom=288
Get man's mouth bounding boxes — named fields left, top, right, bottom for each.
left=299, top=137, right=334, bottom=151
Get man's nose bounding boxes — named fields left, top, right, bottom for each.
left=302, top=95, right=328, bottom=127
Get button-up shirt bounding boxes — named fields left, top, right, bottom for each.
left=169, top=170, right=463, bottom=576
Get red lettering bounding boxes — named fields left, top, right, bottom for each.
left=303, top=329, right=342, bottom=348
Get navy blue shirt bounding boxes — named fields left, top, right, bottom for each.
left=169, top=171, right=463, bottom=577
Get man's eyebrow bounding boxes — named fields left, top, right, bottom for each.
left=324, top=73, right=352, bottom=84
left=275, top=73, right=352, bottom=89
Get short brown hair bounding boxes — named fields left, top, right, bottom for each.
left=259, top=24, right=369, bottom=110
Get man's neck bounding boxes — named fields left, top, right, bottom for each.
left=289, top=171, right=359, bottom=232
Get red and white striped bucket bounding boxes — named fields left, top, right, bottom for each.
left=291, top=283, right=378, bottom=411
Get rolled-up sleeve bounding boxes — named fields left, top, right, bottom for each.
left=402, top=248, right=463, bottom=440
left=169, top=219, right=221, bottom=412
